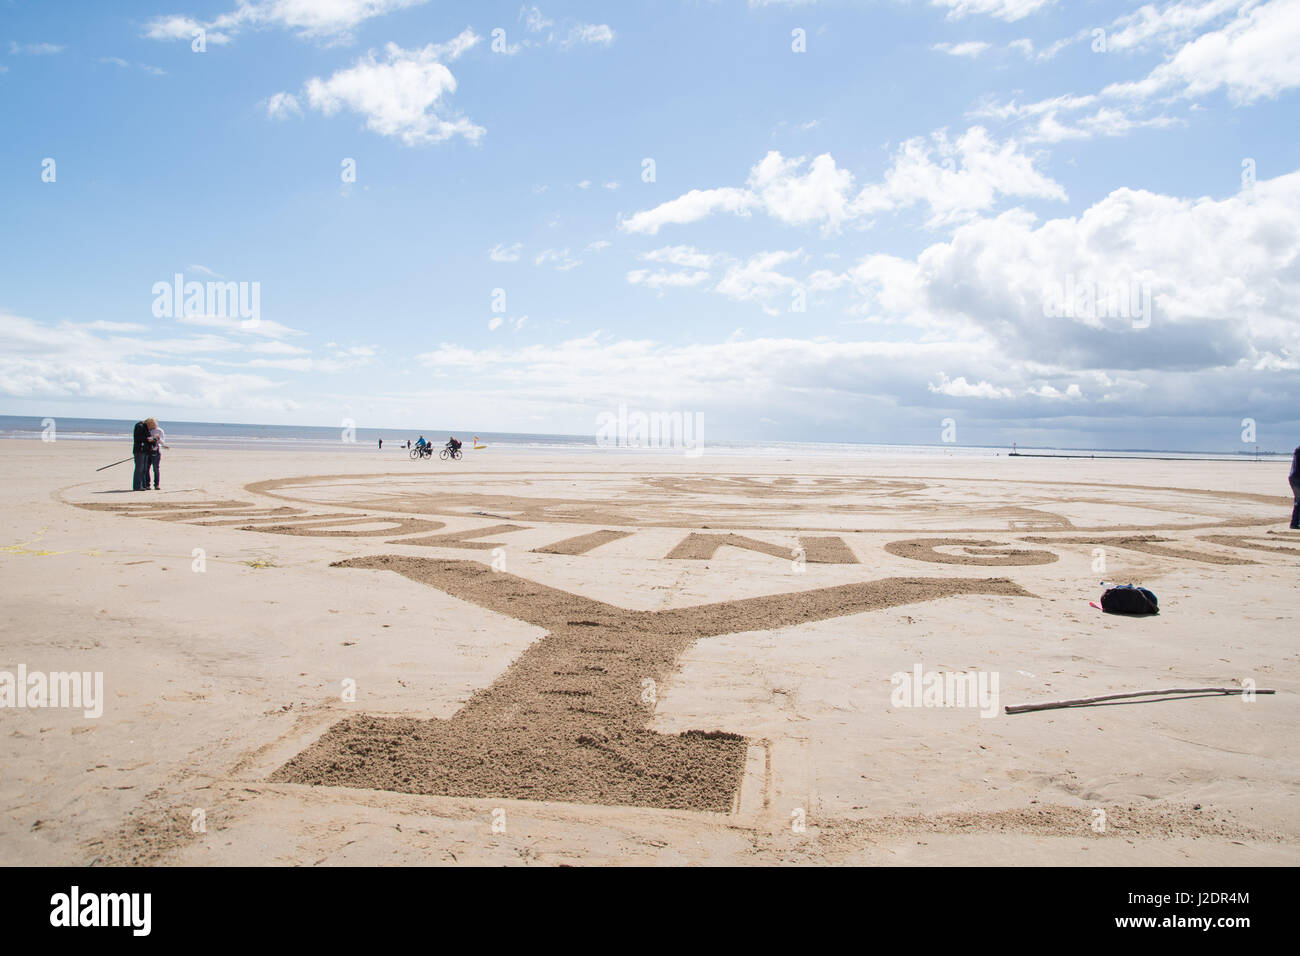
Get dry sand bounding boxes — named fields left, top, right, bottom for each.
left=0, top=439, right=1297, bottom=865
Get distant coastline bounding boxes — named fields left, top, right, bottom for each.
left=0, top=415, right=1288, bottom=461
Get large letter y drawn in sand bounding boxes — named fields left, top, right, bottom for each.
left=273, top=556, right=1035, bottom=812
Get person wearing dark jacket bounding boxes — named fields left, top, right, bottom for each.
left=132, top=420, right=151, bottom=491
left=1290, top=446, right=1300, bottom=529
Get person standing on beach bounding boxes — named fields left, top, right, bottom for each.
left=1290, top=446, right=1300, bottom=529
left=378, top=438, right=383, bottom=450
left=132, top=419, right=151, bottom=491
left=144, top=417, right=167, bottom=491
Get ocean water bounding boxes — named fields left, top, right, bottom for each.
left=0, top=415, right=1287, bottom=462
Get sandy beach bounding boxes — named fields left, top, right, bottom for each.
left=1, top=439, right=1296, bottom=866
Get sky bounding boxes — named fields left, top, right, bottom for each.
left=1, top=0, right=1298, bottom=451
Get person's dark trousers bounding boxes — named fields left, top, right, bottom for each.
left=147, top=453, right=161, bottom=490
left=132, top=452, right=149, bottom=490
left=1291, top=481, right=1300, bottom=529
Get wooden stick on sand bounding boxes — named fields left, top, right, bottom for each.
left=1005, top=686, right=1276, bottom=715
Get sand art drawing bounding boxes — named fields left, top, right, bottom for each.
left=271, top=556, right=1036, bottom=810
left=66, top=471, right=1296, bottom=817
left=243, top=471, right=1285, bottom=533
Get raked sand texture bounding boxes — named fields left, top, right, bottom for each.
left=0, top=439, right=1297, bottom=865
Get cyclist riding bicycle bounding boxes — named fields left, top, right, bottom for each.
left=415, top=435, right=427, bottom=449
left=447, top=436, right=462, bottom=453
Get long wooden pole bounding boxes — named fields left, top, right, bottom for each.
left=95, top=456, right=134, bottom=472
left=1005, top=686, right=1275, bottom=714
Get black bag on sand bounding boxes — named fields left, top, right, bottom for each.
left=1101, top=585, right=1159, bottom=615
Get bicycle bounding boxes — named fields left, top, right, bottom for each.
left=439, top=445, right=463, bottom=461
left=410, top=444, right=433, bottom=460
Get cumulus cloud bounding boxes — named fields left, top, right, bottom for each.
left=1105, top=0, right=1251, bottom=53
left=284, top=35, right=483, bottom=146
left=714, top=250, right=805, bottom=313
left=1103, top=0, right=1300, bottom=104
left=266, top=91, right=301, bottom=120
left=846, top=168, right=1300, bottom=380
left=621, top=131, right=1064, bottom=235
left=981, top=1, right=1299, bottom=143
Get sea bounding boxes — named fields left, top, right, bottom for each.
left=0, top=415, right=1288, bottom=462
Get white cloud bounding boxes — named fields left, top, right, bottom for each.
left=1103, top=0, right=1300, bottom=104
left=851, top=127, right=1067, bottom=227
left=146, top=0, right=429, bottom=45
left=175, top=315, right=304, bottom=339
left=932, top=41, right=992, bottom=57
left=847, top=168, right=1300, bottom=377
left=929, top=372, right=1016, bottom=399
left=642, top=246, right=718, bottom=269
left=0, top=313, right=298, bottom=413
left=714, top=250, right=804, bottom=313
left=750, top=151, right=857, bottom=233
left=1106, top=0, right=1248, bottom=53
left=489, top=242, right=522, bottom=262
left=619, top=187, right=754, bottom=235
left=535, top=248, right=583, bottom=270
left=621, top=132, right=1064, bottom=235
left=931, top=0, right=1054, bottom=22
left=519, top=6, right=615, bottom=49
left=565, top=23, right=615, bottom=47
left=292, top=36, right=484, bottom=146
left=266, top=91, right=302, bottom=120
left=9, top=41, right=65, bottom=55
left=626, top=269, right=711, bottom=289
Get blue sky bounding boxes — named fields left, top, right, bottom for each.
left=2, top=0, right=1298, bottom=450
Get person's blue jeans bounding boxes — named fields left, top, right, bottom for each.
left=146, top=452, right=161, bottom=490
left=133, top=452, right=149, bottom=490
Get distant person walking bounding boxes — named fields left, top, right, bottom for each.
left=378, top=438, right=383, bottom=450
left=132, top=419, right=151, bottom=491
left=144, top=418, right=167, bottom=491
left=1290, top=446, right=1300, bottom=529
